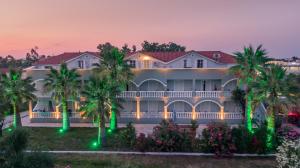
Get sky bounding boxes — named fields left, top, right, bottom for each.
left=0, top=0, right=299, bottom=58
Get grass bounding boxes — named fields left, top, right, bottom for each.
left=54, top=154, right=276, bottom=168
left=3, top=127, right=130, bottom=151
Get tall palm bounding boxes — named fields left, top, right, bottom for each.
left=0, top=69, right=36, bottom=128
left=94, top=47, right=133, bottom=131
left=44, top=63, right=80, bottom=131
left=80, top=76, right=111, bottom=146
left=230, top=45, right=270, bottom=132
left=252, top=64, right=300, bottom=149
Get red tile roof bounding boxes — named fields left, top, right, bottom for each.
left=34, top=51, right=236, bottom=65
left=127, top=51, right=236, bottom=64
left=34, top=52, right=99, bottom=65
left=197, top=51, right=236, bottom=64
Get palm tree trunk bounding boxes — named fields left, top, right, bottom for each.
left=12, top=102, right=22, bottom=128
left=245, top=90, right=253, bottom=133
left=110, top=101, right=117, bottom=131
left=0, top=119, right=3, bottom=137
left=266, top=107, right=275, bottom=149
left=62, top=97, right=70, bottom=131
left=100, top=112, right=106, bottom=146
left=97, top=114, right=101, bottom=145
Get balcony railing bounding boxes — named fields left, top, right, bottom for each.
left=117, top=91, right=137, bottom=98
left=31, top=111, right=242, bottom=120
left=31, top=112, right=82, bottom=119
left=195, top=91, right=222, bottom=98
left=119, top=91, right=227, bottom=98
left=140, top=91, right=165, bottom=98
left=166, top=91, right=193, bottom=98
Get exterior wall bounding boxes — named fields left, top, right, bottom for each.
left=126, top=52, right=229, bottom=69
left=26, top=51, right=256, bottom=125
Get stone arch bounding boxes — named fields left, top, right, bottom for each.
left=138, top=78, right=166, bottom=91
left=195, top=100, right=221, bottom=112
left=167, top=100, right=193, bottom=112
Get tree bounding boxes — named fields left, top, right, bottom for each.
left=141, top=41, right=186, bottom=52
left=0, top=69, right=35, bottom=128
left=44, top=63, right=81, bottom=131
left=252, top=64, right=300, bottom=149
left=230, top=45, right=270, bottom=132
left=0, top=81, right=10, bottom=137
left=231, top=87, right=246, bottom=118
left=95, top=44, right=133, bottom=131
left=80, top=76, right=111, bottom=146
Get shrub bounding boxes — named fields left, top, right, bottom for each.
left=135, top=133, right=154, bottom=152
left=0, top=128, right=54, bottom=168
left=276, top=139, right=300, bottom=168
left=231, top=126, right=252, bottom=153
left=201, top=122, right=235, bottom=156
left=277, top=126, right=300, bottom=143
left=151, top=120, right=193, bottom=152
left=251, top=125, right=271, bottom=153
left=119, top=122, right=136, bottom=148
left=23, top=152, right=54, bottom=168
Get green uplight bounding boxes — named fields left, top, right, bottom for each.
left=7, top=128, right=13, bottom=132
left=59, top=128, right=64, bottom=133
left=107, top=129, right=112, bottom=134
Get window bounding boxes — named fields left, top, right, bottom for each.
left=197, top=60, right=203, bottom=68
left=144, top=60, right=150, bottom=69
left=78, top=60, right=84, bottom=69
left=128, top=60, right=136, bottom=68
left=184, top=60, right=187, bottom=68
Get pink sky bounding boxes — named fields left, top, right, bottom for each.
left=0, top=0, right=299, bottom=58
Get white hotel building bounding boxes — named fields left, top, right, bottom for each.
left=24, top=51, right=266, bottom=124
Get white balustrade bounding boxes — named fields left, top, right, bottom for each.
left=31, top=112, right=82, bottom=118
left=140, top=91, right=165, bottom=98
left=224, top=112, right=243, bottom=119
left=117, top=91, right=137, bottom=98
left=166, top=91, right=193, bottom=98
left=223, top=91, right=232, bottom=97
left=174, top=112, right=192, bottom=119
left=195, top=91, right=222, bottom=98
left=196, top=112, right=221, bottom=119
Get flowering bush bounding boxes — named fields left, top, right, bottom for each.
left=201, top=122, right=236, bottom=156
left=277, top=126, right=300, bottom=142
left=135, top=133, right=155, bottom=152
left=276, top=139, right=300, bottom=168
left=152, top=120, right=192, bottom=152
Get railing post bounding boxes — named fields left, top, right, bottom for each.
left=28, top=101, right=33, bottom=119
left=55, top=105, right=60, bottom=119
left=136, top=97, right=140, bottom=119
left=192, top=106, right=196, bottom=120
left=220, top=106, right=224, bottom=120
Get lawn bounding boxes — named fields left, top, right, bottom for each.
left=4, top=127, right=131, bottom=151
left=54, top=154, right=276, bottom=168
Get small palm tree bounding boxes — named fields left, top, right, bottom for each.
left=252, top=64, right=300, bottom=149
left=230, top=45, right=270, bottom=132
left=80, top=76, right=111, bottom=146
left=0, top=69, right=36, bottom=128
left=44, top=63, right=80, bottom=131
left=94, top=47, right=133, bottom=131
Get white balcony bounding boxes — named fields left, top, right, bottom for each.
left=31, top=112, right=82, bottom=118
left=117, top=91, right=137, bottom=98
left=166, top=91, right=193, bottom=98
left=140, top=91, right=164, bottom=98
left=195, top=91, right=222, bottom=98
left=118, top=91, right=226, bottom=98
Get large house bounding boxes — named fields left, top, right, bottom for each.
left=24, top=51, right=266, bottom=124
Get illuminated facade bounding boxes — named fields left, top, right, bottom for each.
left=25, top=51, right=266, bottom=124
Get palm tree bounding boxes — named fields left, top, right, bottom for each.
left=252, top=64, right=300, bottom=149
left=44, top=63, right=80, bottom=131
left=230, top=45, right=270, bottom=132
left=80, top=76, right=111, bottom=146
left=94, top=47, right=133, bottom=131
left=0, top=69, right=36, bottom=128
